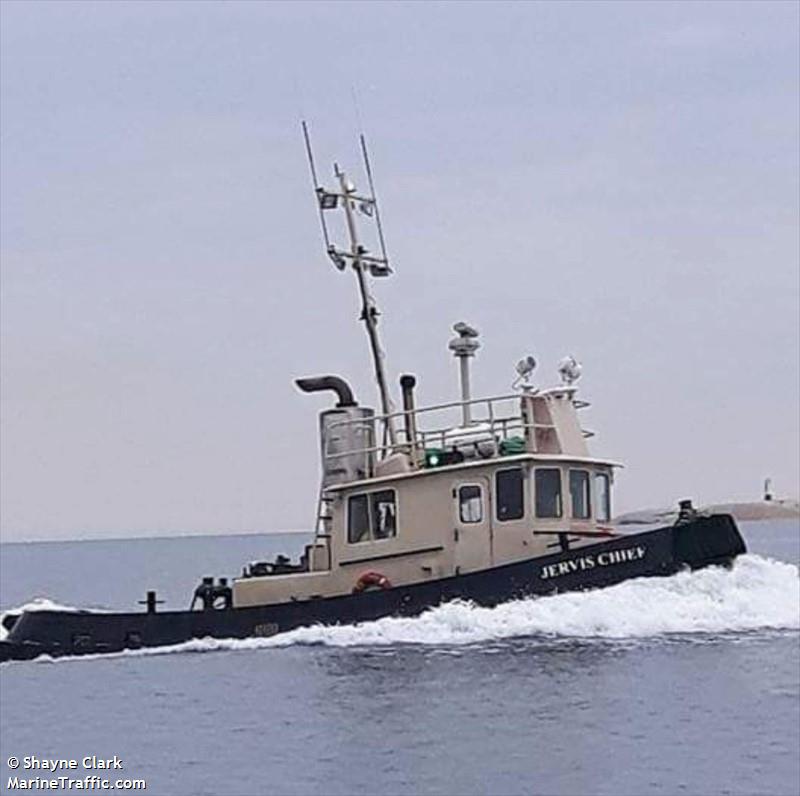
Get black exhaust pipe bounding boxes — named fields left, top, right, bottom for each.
left=400, top=374, right=418, bottom=449
left=295, top=375, right=357, bottom=407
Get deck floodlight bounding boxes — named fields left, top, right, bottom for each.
left=318, top=190, right=339, bottom=210
left=512, top=355, right=537, bottom=390
left=327, top=246, right=347, bottom=271
left=516, top=356, right=536, bottom=379
left=558, top=355, right=582, bottom=386
left=368, top=262, right=392, bottom=277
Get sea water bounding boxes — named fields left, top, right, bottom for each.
left=0, top=520, right=798, bottom=796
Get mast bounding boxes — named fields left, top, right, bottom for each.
left=302, top=122, right=397, bottom=448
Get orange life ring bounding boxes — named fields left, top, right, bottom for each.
left=352, top=571, right=392, bottom=594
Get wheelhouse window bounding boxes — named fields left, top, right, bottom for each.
left=496, top=468, right=524, bottom=521
left=595, top=472, right=611, bottom=522
left=347, top=494, right=370, bottom=543
left=535, top=468, right=563, bottom=518
left=348, top=490, right=397, bottom=543
left=371, top=491, right=397, bottom=539
left=569, top=470, right=591, bottom=519
left=459, top=484, right=483, bottom=523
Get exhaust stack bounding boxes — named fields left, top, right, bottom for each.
left=295, top=375, right=357, bottom=407
left=400, top=374, right=419, bottom=461
left=296, top=374, right=375, bottom=486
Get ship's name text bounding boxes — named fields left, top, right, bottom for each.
left=540, top=545, right=646, bottom=580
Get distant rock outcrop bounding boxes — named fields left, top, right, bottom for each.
left=704, top=500, right=799, bottom=522
left=615, top=500, right=799, bottom=525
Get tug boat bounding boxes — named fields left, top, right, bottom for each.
left=0, top=129, right=746, bottom=663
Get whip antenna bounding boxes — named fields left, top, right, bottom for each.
left=302, top=120, right=334, bottom=255
left=360, top=134, right=390, bottom=267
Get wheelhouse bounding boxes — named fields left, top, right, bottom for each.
left=232, top=383, right=620, bottom=608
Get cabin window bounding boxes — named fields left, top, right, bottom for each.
left=459, top=484, right=483, bottom=523
left=371, top=490, right=397, bottom=539
left=496, top=468, right=524, bottom=521
left=348, top=494, right=371, bottom=543
left=569, top=470, right=591, bottom=519
left=535, top=468, right=563, bottom=518
left=596, top=472, right=611, bottom=522
left=347, top=490, right=397, bottom=543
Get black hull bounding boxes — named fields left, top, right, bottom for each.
left=0, top=514, right=746, bottom=663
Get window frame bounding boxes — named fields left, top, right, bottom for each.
left=346, top=488, right=398, bottom=545
left=371, top=489, right=398, bottom=540
left=495, top=467, right=526, bottom=523
left=568, top=469, right=592, bottom=520
left=534, top=467, right=564, bottom=519
left=595, top=471, right=612, bottom=523
left=457, top=483, right=485, bottom=524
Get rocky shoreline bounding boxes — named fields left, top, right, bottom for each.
left=616, top=500, right=799, bottom=525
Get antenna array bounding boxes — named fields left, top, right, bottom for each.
left=301, top=121, right=397, bottom=448
left=302, top=122, right=392, bottom=277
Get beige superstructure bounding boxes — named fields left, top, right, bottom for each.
left=233, top=385, right=621, bottom=608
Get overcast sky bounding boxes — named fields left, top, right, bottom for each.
left=1, top=1, right=798, bottom=541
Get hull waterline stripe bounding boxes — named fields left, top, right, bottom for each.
left=533, top=530, right=617, bottom=538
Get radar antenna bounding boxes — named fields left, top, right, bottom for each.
left=301, top=121, right=397, bottom=448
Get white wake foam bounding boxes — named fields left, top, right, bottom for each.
left=20, top=554, right=797, bottom=663
left=264, top=554, right=799, bottom=648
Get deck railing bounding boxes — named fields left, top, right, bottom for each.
left=323, top=393, right=553, bottom=468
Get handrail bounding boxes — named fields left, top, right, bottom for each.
left=320, top=390, right=593, bottom=468
left=323, top=392, right=527, bottom=464
left=330, top=392, right=526, bottom=431
left=324, top=418, right=539, bottom=462
left=322, top=392, right=547, bottom=464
